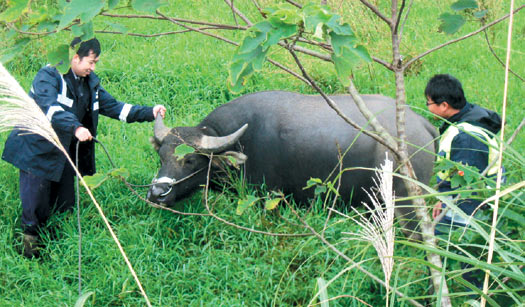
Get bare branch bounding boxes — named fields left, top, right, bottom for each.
left=156, top=10, right=238, bottom=45
left=224, top=0, right=253, bottom=26
left=285, top=40, right=397, bottom=154
left=483, top=28, right=524, bottom=82
left=285, top=0, right=302, bottom=9
left=96, top=28, right=228, bottom=38
left=393, top=0, right=407, bottom=35
left=507, top=116, right=525, bottom=145
left=359, top=0, right=393, bottom=27
left=404, top=5, right=525, bottom=70
left=101, top=12, right=246, bottom=30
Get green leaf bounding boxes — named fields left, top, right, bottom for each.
left=326, top=15, right=354, bottom=36
left=236, top=195, right=260, bottom=215
left=104, top=21, right=129, bottom=34
left=329, top=31, right=357, bottom=56
left=473, top=9, right=488, bottom=19
left=331, top=50, right=359, bottom=87
left=74, top=291, right=94, bottom=307
left=79, top=0, right=104, bottom=23
left=71, top=22, right=94, bottom=40
left=438, top=13, right=466, bottom=34
left=57, top=0, right=102, bottom=30
left=264, top=198, right=281, bottom=210
left=131, top=0, right=167, bottom=14
left=47, top=44, right=70, bottom=74
left=0, top=0, right=30, bottom=22
left=451, top=0, right=478, bottom=11
left=108, top=0, right=120, bottom=10
left=109, top=168, right=130, bottom=179
left=83, top=173, right=108, bottom=190
left=173, top=144, right=195, bottom=161
left=302, top=3, right=331, bottom=34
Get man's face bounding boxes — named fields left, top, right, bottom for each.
left=71, top=51, right=99, bottom=77
left=426, top=96, right=447, bottom=119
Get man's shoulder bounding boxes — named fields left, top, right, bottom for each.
left=34, top=65, right=61, bottom=81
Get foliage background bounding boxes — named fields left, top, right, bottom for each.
left=0, top=0, right=523, bottom=305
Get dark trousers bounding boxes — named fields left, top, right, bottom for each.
left=20, top=163, right=75, bottom=235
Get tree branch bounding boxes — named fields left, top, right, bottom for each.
left=285, top=39, right=398, bottom=154
left=404, top=5, right=525, bottom=70
left=483, top=28, right=524, bottom=82
left=359, top=0, right=393, bottom=27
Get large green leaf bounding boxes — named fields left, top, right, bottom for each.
left=451, top=0, right=478, bottom=11
left=79, top=0, right=104, bottom=23
left=58, top=0, right=102, bottom=30
left=0, top=0, right=30, bottom=22
left=47, top=44, right=70, bottom=74
left=302, top=3, right=331, bottom=34
left=236, top=195, right=260, bottom=215
left=71, top=22, right=94, bottom=41
left=131, top=0, right=167, bottom=14
left=438, top=13, right=466, bottom=34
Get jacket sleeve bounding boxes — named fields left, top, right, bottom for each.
left=97, top=85, right=154, bottom=123
left=31, top=68, right=82, bottom=135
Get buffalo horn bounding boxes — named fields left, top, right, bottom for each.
left=154, top=116, right=170, bottom=143
left=197, top=124, right=248, bottom=153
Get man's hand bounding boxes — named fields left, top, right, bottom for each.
left=153, top=105, right=166, bottom=119
left=432, top=201, right=443, bottom=219
left=75, top=126, right=93, bottom=142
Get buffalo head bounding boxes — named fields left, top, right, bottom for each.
left=147, top=116, right=248, bottom=205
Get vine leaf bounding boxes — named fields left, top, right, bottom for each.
left=438, top=13, right=466, bottom=34
left=0, top=0, right=30, bottom=22
left=451, top=0, right=478, bottom=11
left=236, top=195, right=260, bottom=215
left=47, top=44, right=70, bottom=74
left=58, top=0, right=104, bottom=30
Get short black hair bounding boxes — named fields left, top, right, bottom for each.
left=424, top=74, right=466, bottom=109
left=70, top=37, right=101, bottom=59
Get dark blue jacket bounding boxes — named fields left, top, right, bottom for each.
left=437, top=103, right=501, bottom=216
left=2, top=65, right=154, bottom=181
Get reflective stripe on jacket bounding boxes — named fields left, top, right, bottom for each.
left=437, top=122, right=499, bottom=182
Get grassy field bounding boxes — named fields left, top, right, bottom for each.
left=1, top=1, right=524, bottom=306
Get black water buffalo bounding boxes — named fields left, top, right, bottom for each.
left=148, top=91, right=437, bottom=234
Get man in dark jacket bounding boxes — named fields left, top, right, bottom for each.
left=2, top=38, right=166, bottom=258
left=425, top=74, right=501, bottom=289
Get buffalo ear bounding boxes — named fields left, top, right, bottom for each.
left=149, top=136, right=160, bottom=152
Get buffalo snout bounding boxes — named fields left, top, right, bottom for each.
left=147, top=183, right=172, bottom=205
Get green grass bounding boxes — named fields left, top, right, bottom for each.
left=1, top=0, right=524, bottom=306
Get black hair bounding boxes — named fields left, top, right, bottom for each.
left=70, top=37, right=101, bottom=59
left=424, top=74, right=466, bottom=109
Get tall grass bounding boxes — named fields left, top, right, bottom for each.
left=0, top=0, right=523, bottom=305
